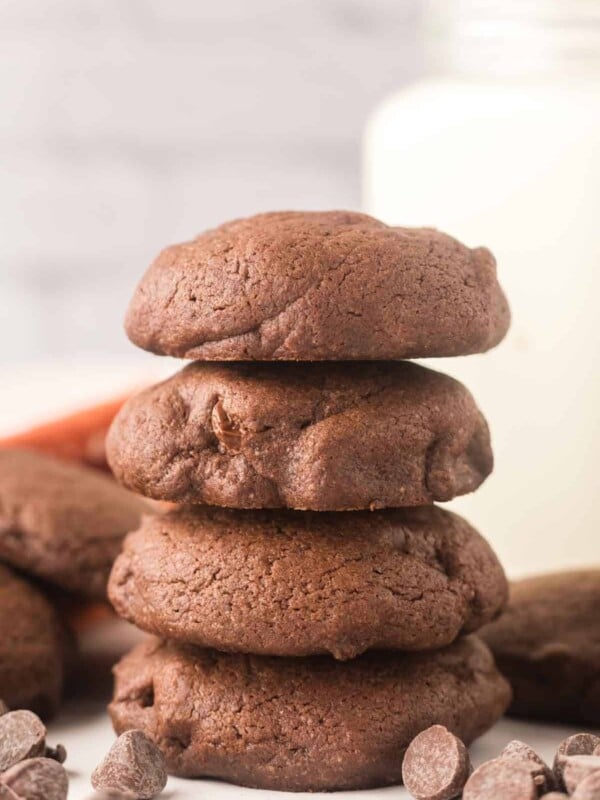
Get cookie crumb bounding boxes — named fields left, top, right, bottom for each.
left=45, top=743, right=67, bottom=764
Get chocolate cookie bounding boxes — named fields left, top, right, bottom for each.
left=124, top=211, right=510, bottom=361
left=109, top=505, right=507, bottom=659
left=0, top=449, right=149, bottom=599
left=481, top=570, right=600, bottom=725
left=110, top=635, right=511, bottom=791
left=106, top=361, right=492, bottom=510
left=0, top=564, right=70, bottom=717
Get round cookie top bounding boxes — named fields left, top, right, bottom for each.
left=108, top=504, right=508, bottom=659
left=0, top=563, right=70, bottom=717
left=481, top=569, right=600, bottom=726
left=0, top=449, right=149, bottom=599
left=124, top=210, right=510, bottom=361
left=110, top=635, right=511, bottom=792
left=107, top=360, right=492, bottom=510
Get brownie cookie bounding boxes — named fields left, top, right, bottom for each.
left=109, top=505, right=507, bottom=659
left=106, top=361, right=492, bottom=510
left=110, top=635, right=511, bottom=792
left=124, top=211, right=510, bottom=361
left=0, top=564, right=70, bottom=717
left=481, top=570, right=600, bottom=725
left=0, top=449, right=149, bottom=599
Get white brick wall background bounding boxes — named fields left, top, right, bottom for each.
left=0, top=0, right=423, bottom=364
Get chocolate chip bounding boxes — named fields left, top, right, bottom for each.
left=0, top=710, right=47, bottom=771
left=92, top=730, right=167, bottom=799
left=0, top=784, right=20, bottom=800
left=45, top=744, right=67, bottom=764
left=572, top=771, right=600, bottom=800
left=211, top=399, right=242, bottom=452
left=553, top=734, right=600, bottom=789
left=562, top=756, right=600, bottom=794
left=463, top=758, right=538, bottom=800
left=501, top=740, right=556, bottom=794
left=1, top=756, right=68, bottom=800
left=401, top=725, right=471, bottom=800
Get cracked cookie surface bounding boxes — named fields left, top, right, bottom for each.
left=481, top=569, right=600, bottom=726
left=106, top=360, right=492, bottom=510
left=124, top=210, right=510, bottom=361
left=108, top=504, right=507, bottom=659
left=0, top=449, right=149, bottom=599
left=110, top=635, right=511, bottom=791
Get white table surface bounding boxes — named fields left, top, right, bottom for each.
left=3, top=358, right=595, bottom=798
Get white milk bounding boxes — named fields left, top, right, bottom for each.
left=364, top=1, right=600, bottom=576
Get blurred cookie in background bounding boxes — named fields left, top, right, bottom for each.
left=481, top=569, right=600, bottom=726
left=0, top=563, right=72, bottom=718
left=0, top=449, right=150, bottom=599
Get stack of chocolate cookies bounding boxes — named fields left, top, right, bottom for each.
left=106, top=211, right=512, bottom=792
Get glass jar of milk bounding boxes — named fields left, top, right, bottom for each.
left=364, top=0, right=600, bottom=576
